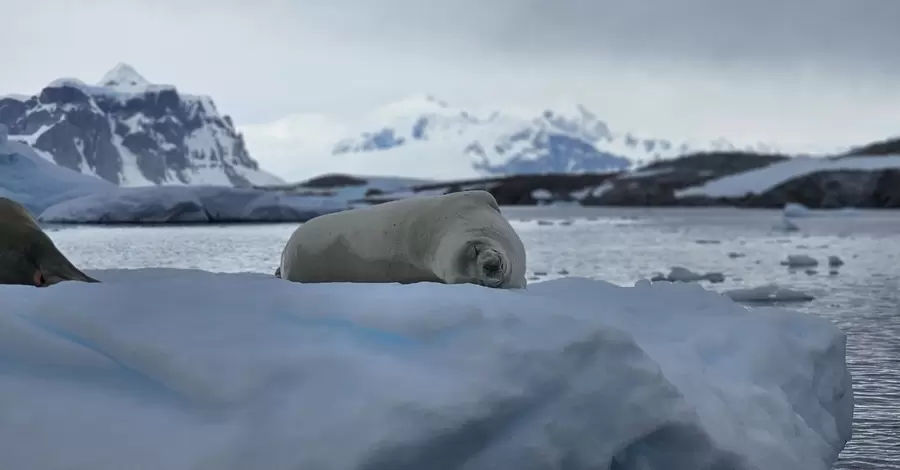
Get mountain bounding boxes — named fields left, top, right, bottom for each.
left=318, top=95, right=783, bottom=180
left=844, top=136, right=900, bottom=157
left=0, top=63, right=284, bottom=187
left=0, top=123, right=114, bottom=215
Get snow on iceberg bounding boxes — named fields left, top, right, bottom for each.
left=783, top=202, right=811, bottom=217
left=676, top=154, right=900, bottom=199
left=661, top=266, right=725, bottom=283
left=0, top=270, right=852, bottom=470
left=39, top=185, right=346, bottom=224
left=781, top=254, right=819, bottom=268
left=724, top=283, right=815, bottom=302
left=0, top=126, right=113, bottom=215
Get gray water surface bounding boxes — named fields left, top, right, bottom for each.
left=49, top=207, right=900, bottom=468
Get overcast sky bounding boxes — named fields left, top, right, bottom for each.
left=3, top=0, right=900, bottom=168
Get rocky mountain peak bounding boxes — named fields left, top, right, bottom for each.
left=0, top=65, right=282, bottom=187
left=97, top=63, right=152, bottom=90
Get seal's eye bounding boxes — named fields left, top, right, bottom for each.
left=33, top=269, right=46, bottom=287
left=468, top=245, right=481, bottom=259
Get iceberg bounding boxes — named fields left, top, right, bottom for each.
left=39, top=185, right=346, bottom=224
left=0, top=134, right=342, bottom=224
left=0, top=270, right=852, bottom=469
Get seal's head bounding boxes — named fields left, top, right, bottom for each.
left=465, top=241, right=510, bottom=288
left=0, top=228, right=100, bottom=287
left=0, top=198, right=99, bottom=287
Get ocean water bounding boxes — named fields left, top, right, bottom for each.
left=48, top=206, right=899, bottom=468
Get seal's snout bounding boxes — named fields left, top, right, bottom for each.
left=482, top=257, right=501, bottom=275
left=478, top=249, right=505, bottom=284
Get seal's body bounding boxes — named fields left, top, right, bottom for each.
left=279, top=190, right=526, bottom=288
left=0, top=197, right=99, bottom=286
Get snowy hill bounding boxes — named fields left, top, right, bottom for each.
left=316, top=95, right=783, bottom=180
left=0, top=123, right=114, bottom=214
left=0, top=63, right=284, bottom=187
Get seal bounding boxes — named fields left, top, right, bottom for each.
left=278, top=190, right=527, bottom=288
left=0, top=197, right=99, bottom=286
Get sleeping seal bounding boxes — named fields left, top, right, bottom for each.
left=0, top=197, right=99, bottom=286
left=279, top=190, right=527, bottom=288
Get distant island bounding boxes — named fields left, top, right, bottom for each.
left=262, top=144, right=900, bottom=210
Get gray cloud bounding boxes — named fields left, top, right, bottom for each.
left=2, top=0, right=899, bottom=151
left=290, top=0, right=900, bottom=73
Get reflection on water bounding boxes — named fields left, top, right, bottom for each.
left=49, top=206, right=900, bottom=469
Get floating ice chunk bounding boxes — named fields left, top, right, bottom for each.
left=783, top=203, right=811, bottom=218
left=724, top=283, right=815, bottom=303
left=781, top=254, right=819, bottom=268
left=665, top=266, right=726, bottom=283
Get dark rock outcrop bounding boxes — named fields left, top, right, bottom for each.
left=844, top=137, right=900, bottom=157
left=273, top=146, right=900, bottom=210
left=735, top=169, right=900, bottom=209
left=582, top=152, right=790, bottom=206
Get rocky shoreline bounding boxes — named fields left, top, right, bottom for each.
left=271, top=150, right=900, bottom=209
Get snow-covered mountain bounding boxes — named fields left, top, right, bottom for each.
left=0, top=63, right=283, bottom=187
left=318, top=95, right=783, bottom=179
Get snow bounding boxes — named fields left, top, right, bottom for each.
left=531, top=189, right=553, bottom=200
left=781, top=254, right=819, bottom=268
left=96, top=62, right=152, bottom=91
left=677, top=155, right=900, bottom=198
left=0, top=93, right=30, bottom=101
left=783, top=202, right=811, bottom=217
left=0, top=270, right=851, bottom=469
left=0, top=132, right=114, bottom=215
left=783, top=202, right=861, bottom=219
left=240, top=95, right=789, bottom=182
left=590, top=181, right=614, bottom=198
left=46, top=77, right=178, bottom=102
left=724, top=284, right=815, bottom=303
left=8, top=65, right=283, bottom=188
left=773, top=216, right=800, bottom=232
left=660, top=266, right=725, bottom=283
left=180, top=122, right=284, bottom=187
left=38, top=186, right=345, bottom=224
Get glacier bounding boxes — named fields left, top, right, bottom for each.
left=0, top=124, right=114, bottom=215
left=0, top=130, right=341, bottom=223
left=38, top=185, right=346, bottom=224
left=0, top=269, right=853, bottom=470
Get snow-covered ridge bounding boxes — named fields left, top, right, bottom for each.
left=0, top=63, right=283, bottom=187
left=323, top=94, right=786, bottom=180
left=677, top=154, right=900, bottom=199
